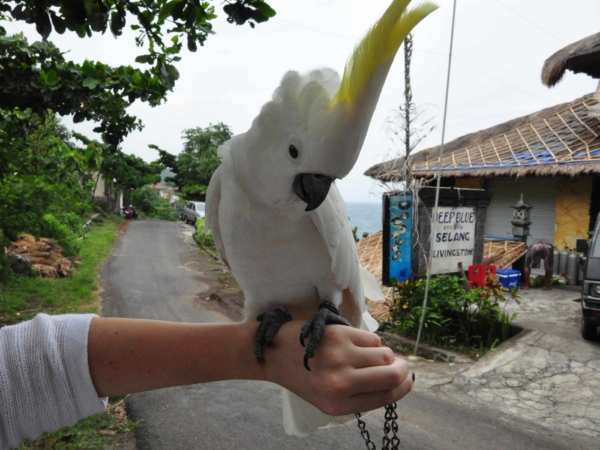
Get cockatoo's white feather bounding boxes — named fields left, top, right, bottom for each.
left=206, top=0, right=438, bottom=437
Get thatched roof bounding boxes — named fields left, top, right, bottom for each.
left=365, top=93, right=600, bottom=181
left=542, top=32, right=600, bottom=87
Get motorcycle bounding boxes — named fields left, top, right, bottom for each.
left=121, top=206, right=139, bottom=219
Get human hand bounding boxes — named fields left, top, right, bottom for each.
left=262, top=321, right=413, bottom=416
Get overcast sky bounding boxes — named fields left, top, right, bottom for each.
left=9, top=0, right=600, bottom=203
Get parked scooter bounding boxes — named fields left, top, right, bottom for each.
left=121, top=205, right=139, bottom=219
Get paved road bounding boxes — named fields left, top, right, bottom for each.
left=101, top=221, right=588, bottom=449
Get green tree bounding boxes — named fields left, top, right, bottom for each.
left=0, top=1, right=275, bottom=158
left=3, top=0, right=275, bottom=82
left=0, top=108, right=102, bottom=183
left=157, top=122, right=232, bottom=200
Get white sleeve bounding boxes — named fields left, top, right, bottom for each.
left=0, top=314, right=108, bottom=449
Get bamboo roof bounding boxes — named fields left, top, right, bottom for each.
left=483, top=240, right=528, bottom=268
left=542, top=32, right=600, bottom=87
left=365, top=93, right=600, bottom=181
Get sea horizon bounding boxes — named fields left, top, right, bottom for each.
left=346, top=201, right=383, bottom=239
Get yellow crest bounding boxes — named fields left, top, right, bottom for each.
left=333, top=0, right=438, bottom=108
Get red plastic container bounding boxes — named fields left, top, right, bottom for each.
left=468, top=264, right=496, bottom=288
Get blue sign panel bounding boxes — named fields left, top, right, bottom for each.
left=383, top=193, right=413, bottom=285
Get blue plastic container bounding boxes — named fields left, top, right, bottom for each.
left=496, top=269, right=521, bottom=291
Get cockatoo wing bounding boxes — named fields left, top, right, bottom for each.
left=205, top=144, right=230, bottom=268
left=309, top=183, right=360, bottom=296
left=309, top=183, right=384, bottom=330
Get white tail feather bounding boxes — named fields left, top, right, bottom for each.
left=360, top=265, right=385, bottom=301
left=282, top=389, right=354, bottom=437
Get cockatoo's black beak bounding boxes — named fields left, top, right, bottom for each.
left=293, top=173, right=335, bottom=212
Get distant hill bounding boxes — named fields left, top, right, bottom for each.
left=160, top=168, right=175, bottom=185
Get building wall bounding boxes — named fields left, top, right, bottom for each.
left=455, top=177, right=485, bottom=189
left=485, top=177, right=557, bottom=246
left=554, top=176, right=592, bottom=251
left=92, top=172, right=106, bottom=198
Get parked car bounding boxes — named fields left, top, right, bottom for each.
left=183, top=201, right=205, bottom=225
left=579, top=213, right=600, bottom=341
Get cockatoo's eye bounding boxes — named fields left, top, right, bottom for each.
left=288, top=136, right=303, bottom=162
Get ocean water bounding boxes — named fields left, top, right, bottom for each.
left=346, top=201, right=383, bottom=238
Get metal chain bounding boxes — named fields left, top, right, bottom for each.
left=355, top=413, right=377, bottom=450
left=355, top=402, right=400, bottom=450
left=382, top=402, right=400, bottom=450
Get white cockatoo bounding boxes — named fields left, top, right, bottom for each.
left=206, top=0, right=437, bottom=437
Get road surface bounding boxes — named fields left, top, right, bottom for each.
left=101, top=220, right=589, bottom=449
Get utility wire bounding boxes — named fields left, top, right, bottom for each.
left=414, top=0, right=458, bottom=355
left=491, top=0, right=566, bottom=45
left=413, top=48, right=547, bottom=100
left=273, top=14, right=547, bottom=101
left=272, top=18, right=355, bottom=40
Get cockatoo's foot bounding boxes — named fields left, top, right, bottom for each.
left=254, top=308, right=292, bottom=363
left=300, top=301, right=351, bottom=371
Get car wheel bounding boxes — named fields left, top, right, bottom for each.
left=184, top=216, right=190, bottom=224
left=581, top=317, right=597, bottom=341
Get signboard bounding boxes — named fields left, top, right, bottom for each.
left=383, top=193, right=413, bottom=285
left=431, top=206, right=476, bottom=274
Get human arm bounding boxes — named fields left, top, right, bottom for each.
left=88, top=317, right=413, bottom=416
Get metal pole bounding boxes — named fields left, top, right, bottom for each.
left=414, top=0, right=458, bottom=355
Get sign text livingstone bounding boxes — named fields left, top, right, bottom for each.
left=431, top=207, right=476, bottom=274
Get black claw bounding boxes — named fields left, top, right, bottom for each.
left=300, top=301, right=350, bottom=371
left=304, top=354, right=311, bottom=371
left=254, top=308, right=292, bottom=363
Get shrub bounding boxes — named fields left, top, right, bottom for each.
left=40, top=214, right=82, bottom=257
left=0, top=230, right=11, bottom=281
left=389, top=274, right=519, bottom=353
left=0, top=175, right=90, bottom=242
left=194, top=218, right=215, bottom=250
left=130, top=186, right=174, bottom=220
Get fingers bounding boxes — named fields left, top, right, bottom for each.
left=324, top=363, right=413, bottom=416
left=349, top=346, right=396, bottom=369
left=347, top=358, right=410, bottom=396
left=340, top=326, right=382, bottom=348
left=346, top=373, right=413, bottom=415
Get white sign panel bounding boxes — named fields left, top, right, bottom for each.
left=431, top=207, right=476, bottom=274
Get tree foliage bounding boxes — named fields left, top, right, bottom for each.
left=2, top=0, right=275, bottom=93
left=0, top=31, right=166, bottom=148
left=0, top=0, right=275, bottom=150
left=0, top=107, right=102, bottom=180
left=156, top=122, right=232, bottom=200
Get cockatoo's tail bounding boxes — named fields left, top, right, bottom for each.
left=289, top=0, right=438, bottom=210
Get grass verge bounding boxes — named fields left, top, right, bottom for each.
left=0, top=216, right=138, bottom=449
left=0, top=218, right=119, bottom=324
left=18, top=397, right=136, bottom=450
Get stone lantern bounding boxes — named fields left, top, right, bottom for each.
left=511, top=194, right=533, bottom=242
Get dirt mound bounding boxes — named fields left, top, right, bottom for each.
left=5, top=234, right=73, bottom=278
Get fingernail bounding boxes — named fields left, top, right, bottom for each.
left=412, top=373, right=415, bottom=382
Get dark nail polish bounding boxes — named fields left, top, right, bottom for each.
left=412, top=373, right=415, bottom=382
